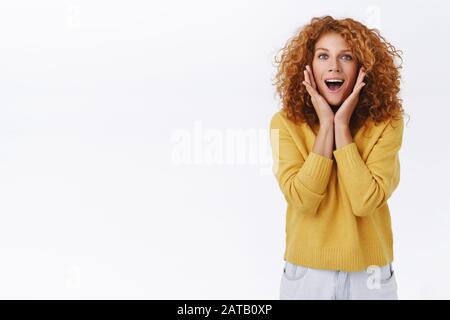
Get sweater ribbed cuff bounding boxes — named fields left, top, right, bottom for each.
left=333, top=142, right=364, bottom=170
left=297, top=151, right=334, bottom=194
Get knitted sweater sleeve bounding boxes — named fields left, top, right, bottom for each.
left=270, top=113, right=334, bottom=216
left=333, top=116, right=404, bottom=217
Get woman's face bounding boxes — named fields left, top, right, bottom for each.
left=311, top=32, right=359, bottom=108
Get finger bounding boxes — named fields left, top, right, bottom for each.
left=355, top=72, right=363, bottom=87
left=352, top=82, right=366, bottom=94
left=304, top=70, right=311, bottom=86
left=302, top=80, right=317, bottom=99
left=350, top=69, right=366, bottom=94
left=302, top=80, right=312, bottom=95
left=302, top=80, right=317, bottom=96
left=306, top=65, right=317, bottom=89
left=356, top=67, right=366, bottom=85
left=305, top=65, right=315, bottom=89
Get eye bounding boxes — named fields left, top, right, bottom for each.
left=317, top=53, right=353, bottom=60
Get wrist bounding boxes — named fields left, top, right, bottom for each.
left=320, top=119, right=334, bottom=129
left=334, top=120, right=349, bottom=128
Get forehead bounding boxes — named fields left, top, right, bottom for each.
left=314, top=32, right=351, bottom=51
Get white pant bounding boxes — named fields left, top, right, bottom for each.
left=279, top=260, right=398, bottom=300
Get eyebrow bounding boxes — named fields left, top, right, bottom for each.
left=315, top=48, right=353, bottom=53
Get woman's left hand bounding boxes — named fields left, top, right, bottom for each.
left=334, top=67, right=367, bottom=126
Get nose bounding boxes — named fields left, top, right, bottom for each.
left=328, top=58, right=341, bottom=72
left=328, top=65, right=340, bottom=72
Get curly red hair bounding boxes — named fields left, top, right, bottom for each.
left=272, top=15, right=409, bottom=133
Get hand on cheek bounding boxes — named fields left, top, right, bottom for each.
left=334, top=67, right=367, bottom=126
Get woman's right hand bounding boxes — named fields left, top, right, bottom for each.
left=302, top=65, right=335, bottom=125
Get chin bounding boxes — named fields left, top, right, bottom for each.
left=325, top=98, right=342, bottom=108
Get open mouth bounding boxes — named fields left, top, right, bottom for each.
left=324, top=79, right=345, bottom=92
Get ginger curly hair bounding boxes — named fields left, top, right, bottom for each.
left=272, top=15, right=409, bottom=134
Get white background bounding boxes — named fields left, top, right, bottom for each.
left=0, top=0, right=448, bottom=299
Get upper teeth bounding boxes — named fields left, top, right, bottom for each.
left=326, top=79, right=344, bottom=83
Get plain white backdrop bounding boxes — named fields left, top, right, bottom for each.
left=0, top=0, right=448, bottom=299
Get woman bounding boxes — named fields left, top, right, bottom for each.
left=269, top=15, right=408, bottom=300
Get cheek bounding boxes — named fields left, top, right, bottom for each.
left=346, top=66, right=359, bottom=83
left=311, top=68, right=322, bottom=84
left=348, top=75, right=358, bottom=88
left=313, top=72, right=321, bottom=84
left=342, top=72, right=357, bottom=90
left=311, top=62, right=320, bottom=78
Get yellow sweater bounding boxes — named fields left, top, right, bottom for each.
left=269, top=109, right=404, bottom=272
